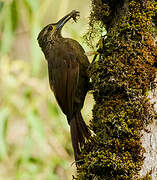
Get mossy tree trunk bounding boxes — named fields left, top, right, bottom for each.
left=77, top=0, right=157, bottom=179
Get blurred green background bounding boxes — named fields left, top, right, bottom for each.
left=0, top=0, right=94, bottom=179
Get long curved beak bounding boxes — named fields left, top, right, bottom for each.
left=56, top=10, right=79, bottom=30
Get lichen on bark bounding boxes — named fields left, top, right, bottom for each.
left=77, top=0, right=157, bottom=179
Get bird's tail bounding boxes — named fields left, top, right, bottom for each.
left=68, top=111, right=90, bottom=161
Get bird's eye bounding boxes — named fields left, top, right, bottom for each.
left=48, top=26, right=54, bottom=31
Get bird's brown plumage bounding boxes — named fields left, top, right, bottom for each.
left=37, top=10, right=90, bottom=161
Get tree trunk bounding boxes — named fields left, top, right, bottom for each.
left=76, top=0, right=157, bottom=179
left=140, top=86, right=157, bottom=179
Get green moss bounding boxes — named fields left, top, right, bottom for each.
left=77, top=0, right=157, bottom=179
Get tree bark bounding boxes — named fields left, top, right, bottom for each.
left=76, top=0, right=157, bottom=179
left=140, top=85, right=157, bottom=179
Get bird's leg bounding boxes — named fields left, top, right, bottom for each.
left=87, top=53, right=99, bottom=71
left=87, top=36, right=108, bottom=90
left=87, top=36, right=107, bottom=71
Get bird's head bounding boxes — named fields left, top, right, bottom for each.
left=37, top=10, right=79, bottom=50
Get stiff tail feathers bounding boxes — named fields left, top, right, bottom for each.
left=69, top=112, right=90, bottom=161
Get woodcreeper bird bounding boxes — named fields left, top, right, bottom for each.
left=37, top=10, right=90, bottom=161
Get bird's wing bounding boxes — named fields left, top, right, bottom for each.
left=48, top=45, right=79, bottom=119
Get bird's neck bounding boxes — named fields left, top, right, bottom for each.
left=42, top=35, right=64, bottom=59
